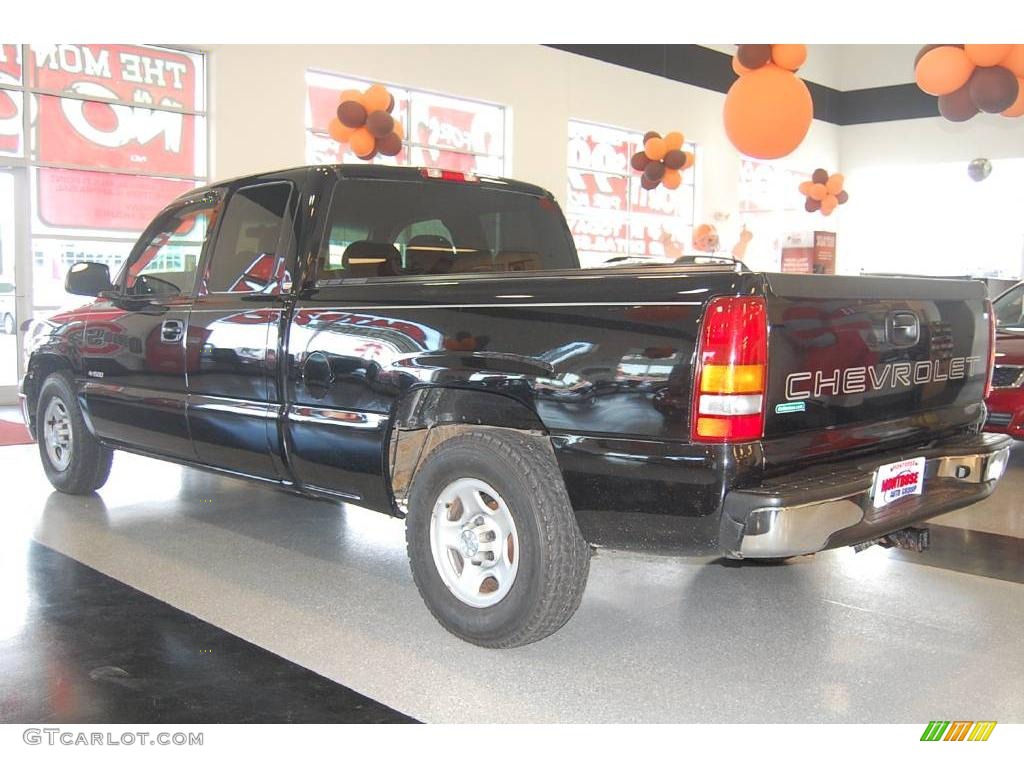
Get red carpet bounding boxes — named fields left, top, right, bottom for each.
left=0, top=419, right=34, bottom=446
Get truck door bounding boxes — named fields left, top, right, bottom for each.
left=81, top=192, right=221, bottom=460
left=185, top=176, right=300, bottom=479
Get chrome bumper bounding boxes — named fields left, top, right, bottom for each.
left=719, top=433, right=1012, bottom=559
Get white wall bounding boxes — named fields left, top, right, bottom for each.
left=839, top=114, right=1024, bottom=277
left=204, top=43, right=840, bottom=263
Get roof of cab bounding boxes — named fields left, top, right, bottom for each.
left=180, top=164, right=553, bottom=201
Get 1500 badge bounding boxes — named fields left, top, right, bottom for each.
left=785, top=356, right=983, bottom=401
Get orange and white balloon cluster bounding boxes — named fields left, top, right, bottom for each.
left=724, top=45, right=813, bottom=160
left=799, top=169, right=848, bottom=216
left=915, top=45, right=1024, bottom=122
left=630, top=130, right=693, bottom=190
left=328, top=83, right=405, bottom=160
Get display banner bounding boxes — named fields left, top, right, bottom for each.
left=30, top=44, right=200, bottom=177
left=37, top=167, right=193, bottom=232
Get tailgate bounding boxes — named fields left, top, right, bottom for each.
left=763, top=274, right=990, bottom=458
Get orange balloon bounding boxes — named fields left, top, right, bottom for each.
left=663, top=168, right=682, bottom=190
left=772, top=44, right=807, bottom=71
left=328, top=117, right=355, bottom=142
left=915, top=46, right=975, bottom=96
left=349, top=127, right=376, bottom=157
left=809, top=183, right=827, bottom=201
left=364, top=84, right=392, bottom=113
left=826, top=173, right=844, bottom=195
left=392, top=121, right=405, bottom=141
left=1003, top=78, right=1024, bottom=117
left=644, top=137, right=667, bottom=161
left=732, top=56, right=752, bottom=77
left=965, top=44, right=1014, bottom=68
left=723, top=65, right=813, bottom=159
left=798, top=180, right=814, bottom=195
left=1001, top=45, right=1024, bottom=77
left=682, top=151, right=695, bottom=170
left=664, top=131, right=685, bottom=151
left=339, top=89, right=366, bottom=107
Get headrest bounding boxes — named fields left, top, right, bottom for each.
left=341, top=241, right=401, bottom=277
left=405, top=234, right=455, bottom=274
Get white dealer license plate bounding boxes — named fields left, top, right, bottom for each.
left=872, top=456, right=926, bottom=508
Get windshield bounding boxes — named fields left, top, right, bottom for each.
left=994, top=283, right=1024, bottom=331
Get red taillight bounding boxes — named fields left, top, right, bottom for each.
left=691, top=296, right=768, bottom=443
left=985, top=298, right=996, bottom=399
left=420, top=168, right=478, bottom=183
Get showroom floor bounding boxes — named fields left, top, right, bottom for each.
left=1, top=424, right=1022, bottom=723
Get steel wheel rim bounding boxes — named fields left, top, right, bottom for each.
left=43, top=397, right=73, bottom=472
left=429, top=477, right=520, bottom=608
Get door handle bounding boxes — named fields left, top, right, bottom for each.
left=161, top=319, right=184, bottom=343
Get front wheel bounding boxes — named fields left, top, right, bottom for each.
left=405, top=429, right=590, bottom=648
left=37, top=372, right=113, bottom=494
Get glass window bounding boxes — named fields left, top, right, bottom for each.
left=305, top=70, right=505, bottom=175
left=566, top=120, right=697, bottom=269
left=318, top=179, right=577, bottom=282
left=122, top=199, right=218, bottom=297
left=994, top=284, right=1024, bottom=329
left=204, top=182, right=293, bottom=294
left=0, top=45, right=208, bottom=315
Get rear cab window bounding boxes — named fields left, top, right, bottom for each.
left=317, top=177, right=579, bottom=284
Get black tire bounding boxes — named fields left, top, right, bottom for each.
left=36, top=371, right=113, bottom=494
left=405, top=428, right=590, bottom=648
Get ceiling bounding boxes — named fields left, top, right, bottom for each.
left=701, top=45, right=922, bottom=91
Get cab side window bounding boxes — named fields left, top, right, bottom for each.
left=203, top=182, right=294, bottom=294
left=123, top=198, right=220, bottom=297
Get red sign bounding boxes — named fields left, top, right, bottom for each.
left=38, top=167, right=193, bottom=232
left=32, top=44, right=199, bottom=176
left=567, top=170, right=629, bottom=215
left=0, top=44, right=21, bottom=83
left=0, top=44, right=22, bottom=154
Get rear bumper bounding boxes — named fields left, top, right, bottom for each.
left=719, top=432, right=1012, bottom=559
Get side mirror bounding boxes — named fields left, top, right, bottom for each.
left=65, top=262, right=114, bottom=297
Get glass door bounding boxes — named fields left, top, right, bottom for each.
left=0, top=166, right=28, bottom=404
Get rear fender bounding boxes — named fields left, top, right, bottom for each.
left=387, top=387, right=552, bottom=514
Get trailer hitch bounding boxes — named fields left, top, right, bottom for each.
left=853, top=526, right=930, bottom=554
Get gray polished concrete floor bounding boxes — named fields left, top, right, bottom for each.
left=3, top=441, right=1023, bottom=723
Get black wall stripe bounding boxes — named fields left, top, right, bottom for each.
left=546, top=44, right=940, bottom=126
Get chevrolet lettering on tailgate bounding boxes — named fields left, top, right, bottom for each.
left=785, top=356, right=984, bottom=401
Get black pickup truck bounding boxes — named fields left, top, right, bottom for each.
left=21, top=164, right=1011, bottom=647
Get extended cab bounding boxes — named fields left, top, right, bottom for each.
left=21, top=165, right=1011, bottom=647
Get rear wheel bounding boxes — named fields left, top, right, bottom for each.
left=37, top=372, right=113, bottom=494
left=405, top=429, right=590, bottom=648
